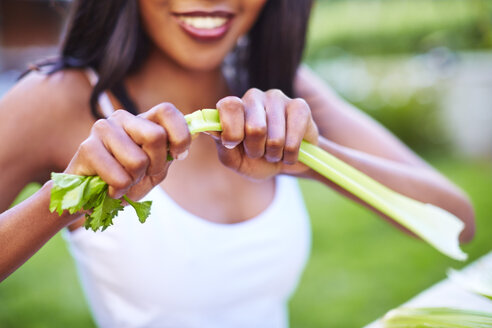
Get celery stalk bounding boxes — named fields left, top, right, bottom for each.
left=185, top=109, right=467, bottom=261
left=185, top=108, right=222, bottom=134
left=382, top=307, right=492, bottom=327
left=448, top=266, right=492, bottom=300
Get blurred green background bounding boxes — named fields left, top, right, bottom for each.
left=1, top=0, right=491, bottom=327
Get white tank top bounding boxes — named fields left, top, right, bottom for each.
left=63, top=70, right=312, bottom=328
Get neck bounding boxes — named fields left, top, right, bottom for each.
left=126, top=48, right=230, bottom=115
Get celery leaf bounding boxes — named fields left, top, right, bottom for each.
left=123, top=195, right=152, bottom=223
left=84, top=192, right=124, bottom=232
left=50, top=173, right=152, bottom=232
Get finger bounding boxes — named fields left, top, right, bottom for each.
left=93, top=118, right=150, bottom=182
left=304, top=116, right=319, bottom=145
left=73, top=137, right=133, bottom=199
left=216, top=96, right=244, bottom=149
left=109, top=110, right=168, bottom=176
left=284, top=98, right=311, bottom=165
left=141, top=103, right=191, bottom=160
left=213, top=139, right=243, bottom=173
left=264, top=90, right=287, bottom=163
left=242, top=88, right=267, bottom=159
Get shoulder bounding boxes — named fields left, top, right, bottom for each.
left=0, top=68, right=96, bottom=171
left=4, top=68, right=93, bottom=119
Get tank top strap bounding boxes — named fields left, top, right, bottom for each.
left=84, top=68, right=115, bottom=118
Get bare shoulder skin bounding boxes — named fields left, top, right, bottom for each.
left=0, top=69, right=95, bottom=211
left=294, top=65, right=475, bottom=242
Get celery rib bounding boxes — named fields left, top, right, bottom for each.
left=185, top=109, right=467, bottom=261
left=50, top=107, right=469, bottom=257
left=382, top=307, right=492, bottom=328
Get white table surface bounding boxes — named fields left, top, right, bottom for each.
left=364, top=251, right=492, bottom=328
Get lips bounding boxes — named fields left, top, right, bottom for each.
left=173, top=11, right=235, bottom=42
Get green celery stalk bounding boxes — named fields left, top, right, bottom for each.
left=184, top=109, right=467, bottom=261
left=49, top=107, right=469, bottom=256
left=382, top=307, right=492, bottom=327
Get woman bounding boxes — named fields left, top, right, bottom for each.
left=0, top=0, right=475, bottom=327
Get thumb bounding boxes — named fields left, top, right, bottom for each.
left=214, top=139, right=243, bottom=172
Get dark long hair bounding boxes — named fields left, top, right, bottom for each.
left=49, top=0, right=313, bottom=118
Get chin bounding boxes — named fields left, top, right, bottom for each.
left=149, top=33, right=236, bottom=73
left=184, top=60, right=224, bottom=72
left=172, top=49, right=229, bottom=72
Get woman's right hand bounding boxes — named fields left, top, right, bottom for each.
left=64, top=103, right=191, bottom=202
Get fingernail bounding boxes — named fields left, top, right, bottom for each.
left=177, top=150, right=188, bottom=160
left=223, top=142, right=238, bottom=149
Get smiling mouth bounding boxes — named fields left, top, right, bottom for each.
left=173, top=12, right=235, bottom=41
left=177, top=15, right=229, bottom=29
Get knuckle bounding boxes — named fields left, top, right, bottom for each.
left=266, top=137, right=285, bottom=150
left=127, top=154, right=149, bottom=173
left=112, top=175, right=132, bottom=191
left=110, top=109, right=130, bottom=121
left=78, top=138, right=96, bottom=157
left=283, top=151, right=298, bottom=164
left=284, top=143, right=300, bottom=156
left=145, top=126, right=167, bottom=146
left=292, top=97, right=309, bottom=108
left=244, top=87, right=263, bottom=99
left=266, top=89, right=285, bottom=100
left=283, top=158, right=297, bottom=165
left=265, top=152, right=282, bottom=163
left=290, top=98, right=310, bottom=115
left=92, top=119, right=110, bottom=133
left=245, top=123, right=267, bottom=138
left=153, top=102, right=177, bottom=117
left=217, top=96, right=243, bottom=111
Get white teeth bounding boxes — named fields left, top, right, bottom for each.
left=178, top=16, right=228, bottom=29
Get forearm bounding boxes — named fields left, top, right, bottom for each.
left=299, top=136, right=475, bottom=242
left=0, top=181, right=82, bottom=282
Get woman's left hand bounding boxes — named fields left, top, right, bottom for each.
left=212, top=88, right=319, bottom=180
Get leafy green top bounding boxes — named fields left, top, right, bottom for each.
left=50, top=173, right=152, bottom=232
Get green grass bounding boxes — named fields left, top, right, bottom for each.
left=0, top=236, right=96, bottom=328
left=306, top=0, right=492, bottom=58
left=0, top=156, right=490, bottom=327
left=290, top=156, right=492, bottom=327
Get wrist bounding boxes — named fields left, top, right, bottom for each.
left=38, top=180, right=85, bottom=229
